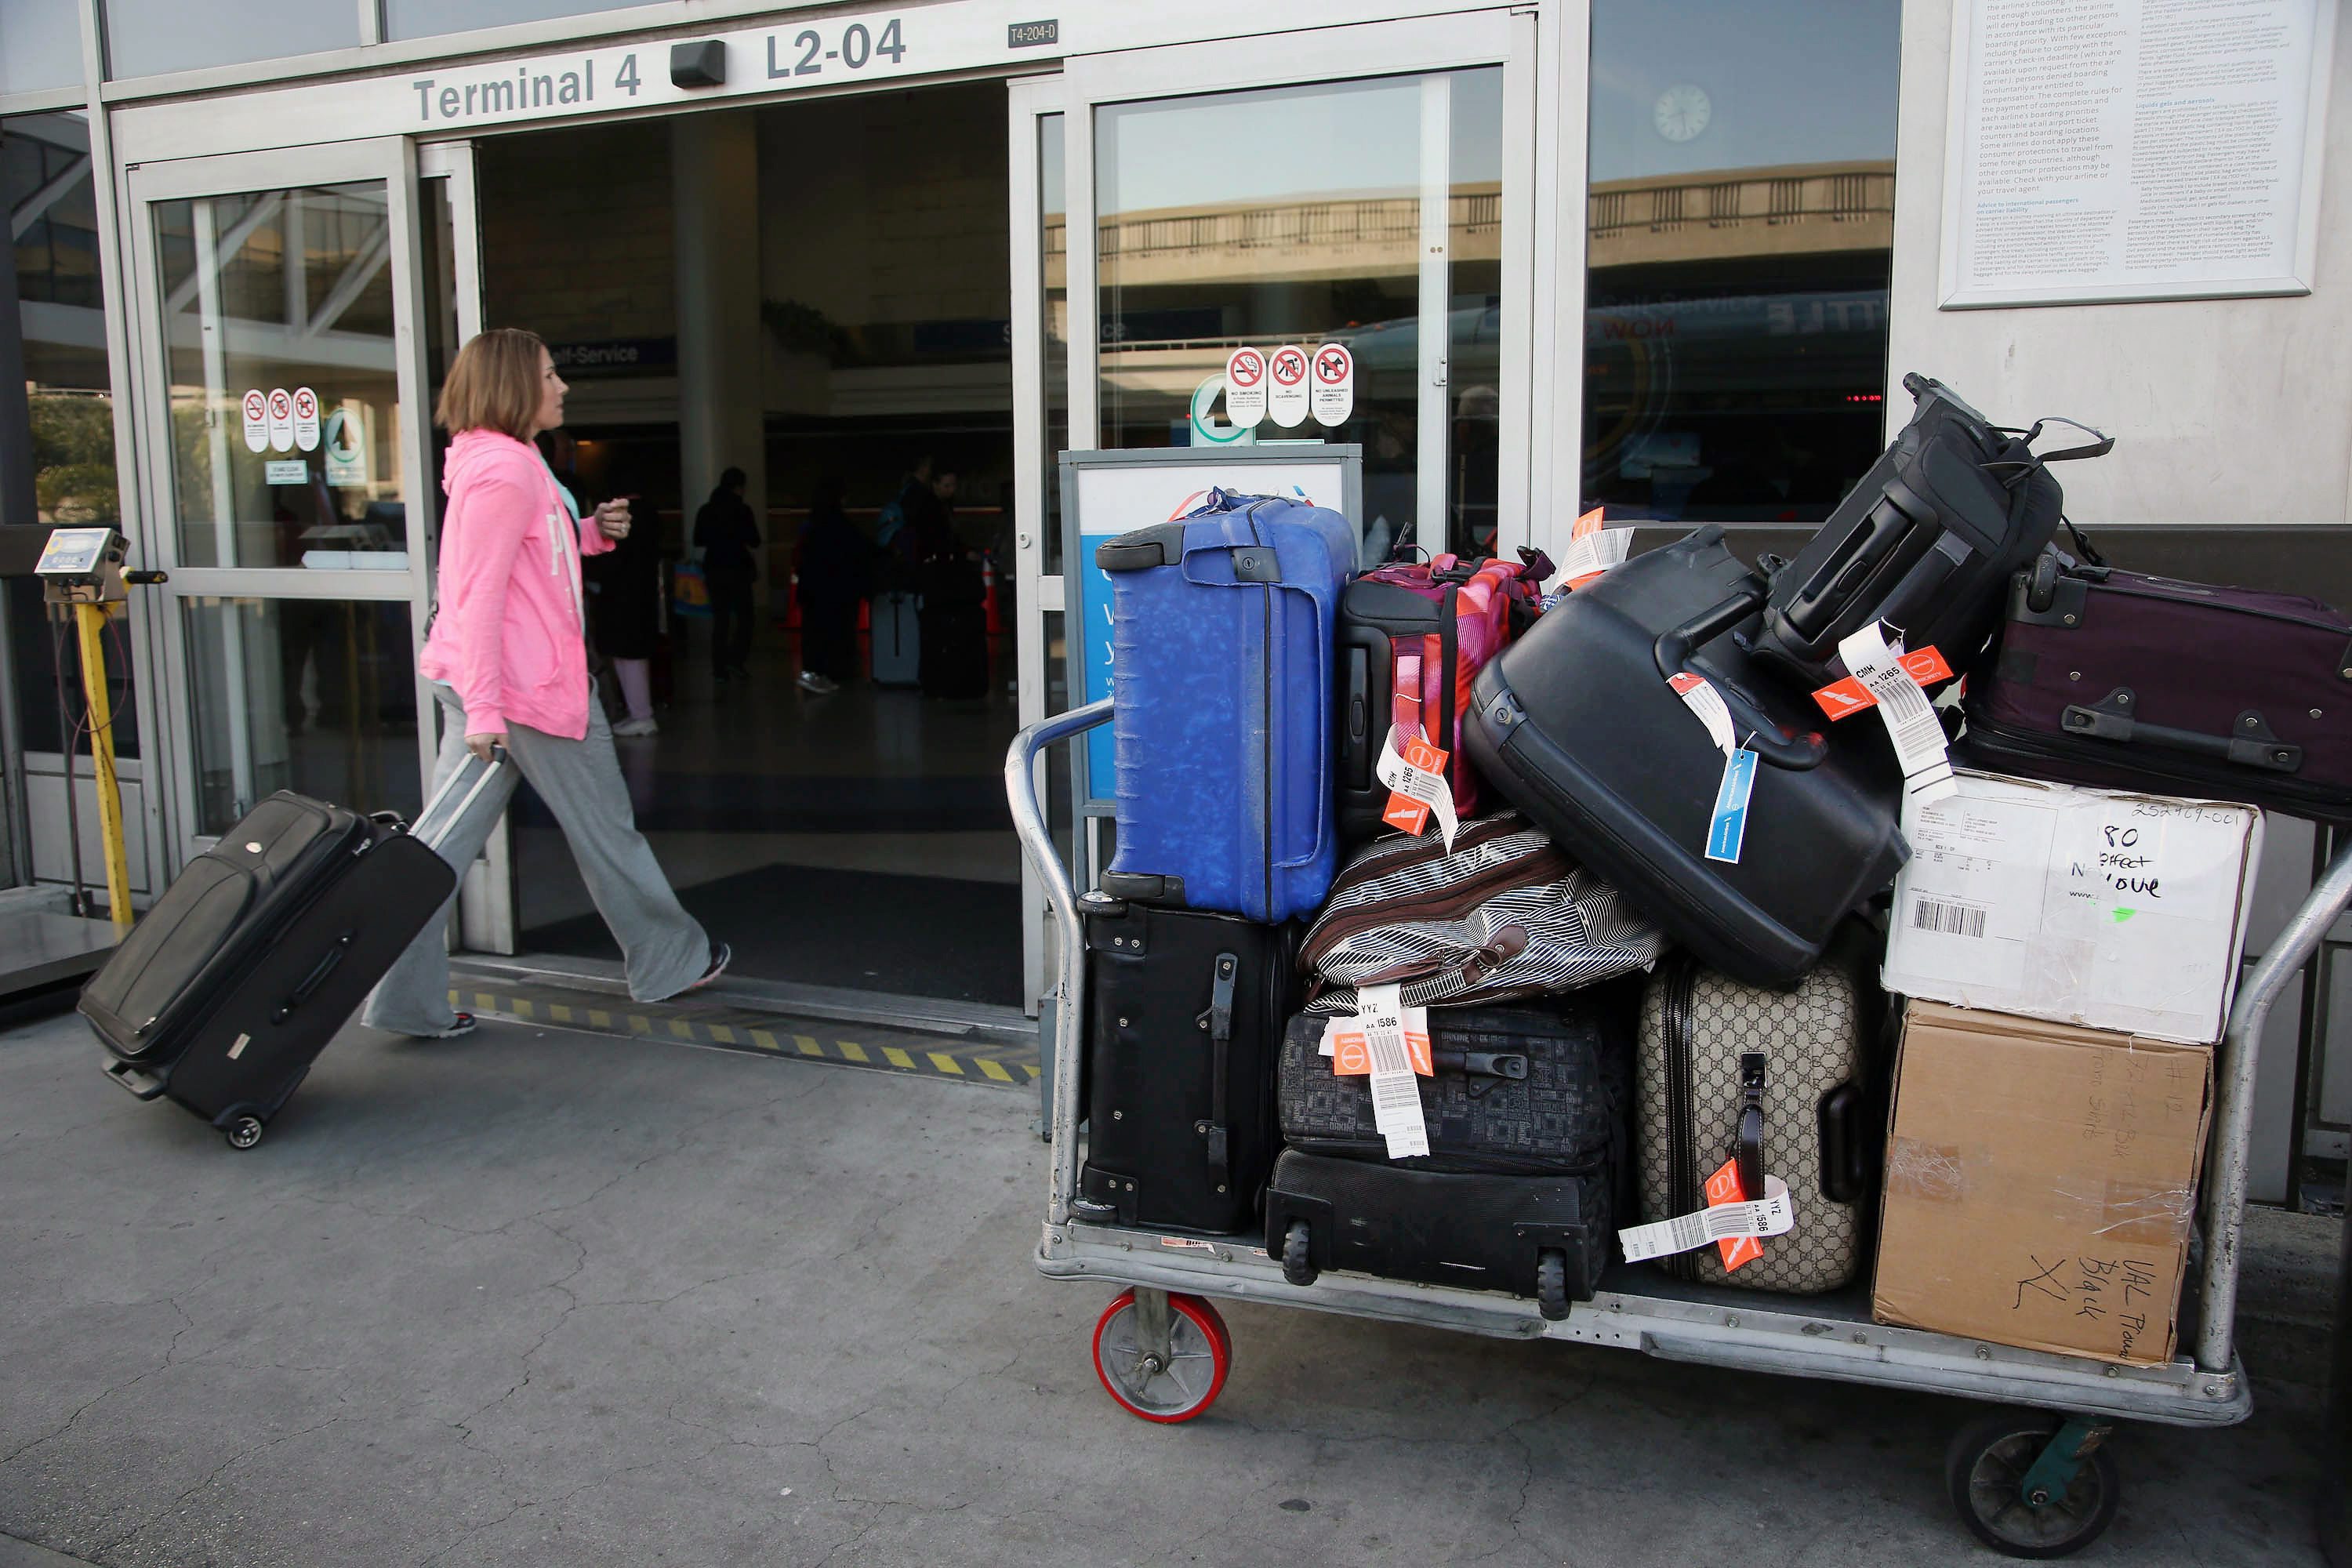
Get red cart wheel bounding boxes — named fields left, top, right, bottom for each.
left=1091, top=1290, right=1230, bottom=1423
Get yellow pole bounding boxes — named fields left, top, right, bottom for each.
left=75, top=601, right=134, bottom=931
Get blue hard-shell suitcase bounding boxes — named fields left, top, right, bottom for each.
left=1096, top=491, right=1354, bottom=923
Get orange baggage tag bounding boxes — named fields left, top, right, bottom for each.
left=1380, top=733, right=1452, bottom=837
left=1704, top=1158, right=1766, bottom=1272
left=1811, top=645, right=1955, bottom=719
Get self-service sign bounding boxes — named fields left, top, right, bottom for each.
left=1224, top=347, right=1267, bottom=428
left=1268, top=344, right=1309, bottom=428
left=1312, top=343, right=1355, bottom=426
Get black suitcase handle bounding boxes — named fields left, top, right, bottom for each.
left=2063, top=691, right=2304, bottom=775
left=273, top=932, right=355, bottom=1024
left=1653, top=589, right=1828, bottom=772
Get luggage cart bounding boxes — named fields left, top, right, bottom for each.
left=1009, top=699, right=2351, bottom=1558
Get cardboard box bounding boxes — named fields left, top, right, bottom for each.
left=1881, top=771, right=2263, bottom=1044
left=1871, top=1002, right=2212, bottom=1366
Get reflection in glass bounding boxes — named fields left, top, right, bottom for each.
left=0, top=0, right=83, bottom=96
left=1040, top=112, right=1067, bottom=576
left=1581, top=0, right=1900, bottom=522
left=6, top=111, right=137, bottom=757
left=182, top=597, right=420, bottom=834
left=1094, top=70, right=1504, bottom=560
left=384, top=0, right=641, bottom=42
left=154, top=181, right=408, bottom=568
left=102, top=0, right=358, bottom=79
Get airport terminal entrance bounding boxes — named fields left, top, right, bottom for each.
left=462, top=86, right=1029, bottom=1006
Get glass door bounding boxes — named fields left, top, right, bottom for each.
left=1062, top=12, right=1537, bottom=559
left=125, top=140, right=439, bottom=865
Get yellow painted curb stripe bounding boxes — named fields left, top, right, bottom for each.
left=978, top=1056, right=1014, bottom=1083
left=749, top=1029, right=779, bottom=1051
left=881, top=1045, right=916, bottom=1070
left=928, top=1051, right=964, bottom=1076
left=837, top=1040, right=869, bottom=1064
left=794, top=1034, right=823, bottom=1057
left=670, top=1018, right=696, bottom=1041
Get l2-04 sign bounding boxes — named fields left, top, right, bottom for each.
left=1268, top=345, right=1310, bottom=428
left=1312, top=343, right=1354, bottom=426
left=1224, top=347, right=1267, bottom=428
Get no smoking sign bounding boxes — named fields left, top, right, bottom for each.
left=1311, top=343, right=1355, bottom=427
left=1268, top=344, right=1310, bottom=429
left=1224, top=346, right=1268, bottom=428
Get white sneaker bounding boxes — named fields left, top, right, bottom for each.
left=797, top=671, right=839, bottom=695
left=612, top=715, right=659, bottom=737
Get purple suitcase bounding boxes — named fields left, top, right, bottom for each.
left=1957, top=550, right=2352, bottom=824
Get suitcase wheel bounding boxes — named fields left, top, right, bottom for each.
left=1535, top=1250, right=1570, bottom=1323
left=1944, top=1409, right=2118, bottom=1559
left=1090, top=1289, right=1230, bottom=1424
left=224, top=1116, right=265, bottom=1151
left=1279, top=1220, right=1318, bottom=1288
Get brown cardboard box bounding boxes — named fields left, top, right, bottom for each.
left=1871, top=1002, right=2212, bottom=1366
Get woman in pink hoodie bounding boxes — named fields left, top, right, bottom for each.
left=363, top=328, right=727, bottom=1037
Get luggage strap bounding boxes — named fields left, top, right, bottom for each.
left=1196, top=953, right=1238, bottom=1191
left=1986, top=416, right=2114, bottom=489
left=1737, top=1053, right=1768, bottom=1204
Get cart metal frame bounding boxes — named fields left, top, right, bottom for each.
left=1009, top=699, right=2348, bottom=1471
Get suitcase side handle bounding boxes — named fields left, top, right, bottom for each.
left=1653, top=590, right=1828, bottom=772
left=273, top=932, right=355, bottom=1025
left=2062, top=691, right=2306, bottom=775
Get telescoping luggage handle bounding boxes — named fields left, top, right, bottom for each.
left=405, top=746, right=510, bottom=855
left=1651, top=580, right=1828, bottom=772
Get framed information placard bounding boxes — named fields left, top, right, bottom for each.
left=1939, top=0, right=2336, bottom=308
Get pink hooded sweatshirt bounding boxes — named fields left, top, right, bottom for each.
left=418, top=427, right=612, bottom=740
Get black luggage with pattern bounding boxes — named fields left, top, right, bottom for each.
left=1635, top=935, right=1887, bottom=1294
left=1274, top=993, right=1635, bottom=1175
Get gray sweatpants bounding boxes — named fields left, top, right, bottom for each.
left=361, top=682, right=710, bottom=1035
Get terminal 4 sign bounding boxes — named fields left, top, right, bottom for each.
left=403, top=6, right=1042, bottom=129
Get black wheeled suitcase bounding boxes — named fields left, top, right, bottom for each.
left=1748, top=373, right=2107, bottom=687
left=1075, top=893, right=1298, bottom=1235
left=81, top=756, right=502, bottom=1148
left=1264, top=1152, right=1612, bottom=1318
left=1635, top=940, right=1886, bottom=1294
left=1465, top=527, right=1907, bottom=986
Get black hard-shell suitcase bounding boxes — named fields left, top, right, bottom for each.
left=82, top=757, right=500, bottom=1148
left=1635, top=940, right=1886, bottom=1294
left=1465, top=527, right=1908, bottom=986
left=1276, top=994, right=1634, bottom=1175
left=1265, top=1150, right=1610, bottom=1318
left=1076, top=894, right=1299, bottom=1235
left=1749, top=373, right=2104, bottom=687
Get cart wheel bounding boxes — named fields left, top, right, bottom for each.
left=224, top=1116, right=264, bottom=1151
left=1945, top=1410, right=2119, bottom=1559
left=1091, top=1290, right=1230, bottom=1424
left=1279, top=1220, right=1318, bottom=1287
left=1535, top=1250, right=1570, bottom=1321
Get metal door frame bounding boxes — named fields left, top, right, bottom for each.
left=121, top=137, right=437, bottom=863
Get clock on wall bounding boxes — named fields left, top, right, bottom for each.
left=1653, top=83, right=1711, bottom=143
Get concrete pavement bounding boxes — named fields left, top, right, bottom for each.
left=0, top=1004, right=2335, bottom=1566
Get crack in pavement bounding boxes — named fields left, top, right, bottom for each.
left=94, top=1411, right=347, bottom=1558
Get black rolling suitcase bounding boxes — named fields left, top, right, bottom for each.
left=1748, top=373, right=2106, bottom=687
left=82, top=756, right=503, bottom=1148
left=1265, top=1152, right=1612, bottom=1319
left=1465, top=527, right=1907, bottom=986
left=1075, top=893, right=1298, bottom=1234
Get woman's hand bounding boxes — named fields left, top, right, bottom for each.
left=593, top=499, right=633, bottom=541
left=466, top=731, right=506, bottom=764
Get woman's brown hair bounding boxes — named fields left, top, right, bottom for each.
left=434, top=327, right=546, bottom=438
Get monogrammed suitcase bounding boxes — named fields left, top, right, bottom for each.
left=1635, top=938, right=1886, bottom=1294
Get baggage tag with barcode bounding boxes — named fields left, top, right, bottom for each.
left=1327, top=984, right=1432, bottom=1160
left=1835, top=623, right=1957, bottom=809
left=1669, top=673, right=1759, bottom=865
left=1617, top=1173, right=1795, bottom=1264
left=1560, top=506, right=1634, bottom=591
left=1377, top=722, right=1461, bottom=849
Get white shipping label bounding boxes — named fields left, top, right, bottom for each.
left=1356, top=983, right=1430, bottom=1160
left=1667, top=672, right=1737, bottom=757
left=1838, top=622, right=1956, bottom=807
left=1617, top=1176, right=1795, bottom=1263
left=1373, top=723, right=1461, bottom=849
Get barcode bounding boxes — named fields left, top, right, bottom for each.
left=1911, top=897, right=1987, bottom=938
left=1371, top=1076, right=1420, bottom=1113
